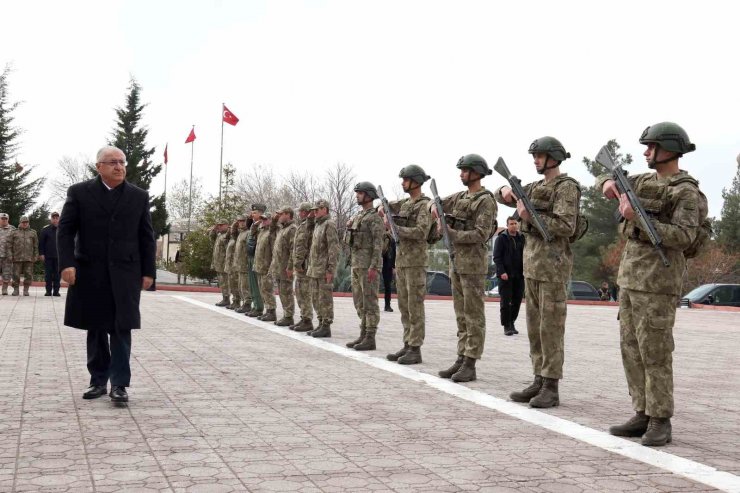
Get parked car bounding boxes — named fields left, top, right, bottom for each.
left=680, top=284, right=740, bottom=308
left=567, top=281, right=601, bottom=301
left=426, top=271, right=452, bottom=296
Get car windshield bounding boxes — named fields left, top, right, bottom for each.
left=683, top=284, right=715, bottom=300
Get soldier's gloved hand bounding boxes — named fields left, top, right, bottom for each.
left=62, top=267, right=76, bottom=286
left=367, top=268, right=378, bottom=283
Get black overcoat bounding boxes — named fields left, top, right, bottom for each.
left=57, top=177, right=156, bottom=331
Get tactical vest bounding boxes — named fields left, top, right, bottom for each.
left=528, top=176, right=588, bottom=243
left=443, top=189, right=497, bottom=242
left=393, top=196, right=431, bottom=228
left=347, top=209, right=376, bottom=248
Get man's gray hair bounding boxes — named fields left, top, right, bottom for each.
left=96, top=146, right=126, bottom=163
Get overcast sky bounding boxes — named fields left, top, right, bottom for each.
left=2, top=0, right=738, bottom=224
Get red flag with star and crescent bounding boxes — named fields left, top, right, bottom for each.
left=163, top=144, right=168, bottom=165
left=185, top=128, right=196, bottom=143
left=223, top=104, right=239, bottom=126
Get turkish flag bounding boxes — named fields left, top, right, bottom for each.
left=223, top=104, right=239, bottom=126
left=185, top=128, right=196, bottom=143
left=163, top=144, right=168, bottom=165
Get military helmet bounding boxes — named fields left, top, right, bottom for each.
left=456, top=154, right=492, bottom=176
left=399, top=164, right=430, bottom=185
left=353, top=181, right=378, bottom=200
left=639, top=122, right=696, bottom=155
left=528, top=136, right=570, bottom=162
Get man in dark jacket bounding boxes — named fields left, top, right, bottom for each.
left=493, top=217, right=525, bottom=336
left=381, top=231, right=396, bottom=312
left=58, top=146, right=156, bottom=404
left=39, top=211, right=61, bottom=296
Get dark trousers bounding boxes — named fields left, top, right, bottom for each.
left=382, top=266, right=393, bottom=307
left=499, top=277, right=525, bottom=328
left=87, top=329, right=132, bottom=387
left=44, top=257, right=60, bottom=294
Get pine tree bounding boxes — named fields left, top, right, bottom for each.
left=716, top=158, right=740, bottom=253
left=0, top=65, right=44, bottom=222
left=109, top=78, right=169, bottom=237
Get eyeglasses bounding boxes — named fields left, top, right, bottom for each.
left=98, top=160, right=127, bottom=167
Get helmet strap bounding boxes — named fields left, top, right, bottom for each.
left=649, top=144, right=680, bottom=168
left=537, top=155, right=561, bottom=174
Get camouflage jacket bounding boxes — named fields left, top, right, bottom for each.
left=10, top=228, right=39, bottom=262
left=439, top=187, right=497, bottom=275
left=270, top=220, right=297, bottom=280
left=307, top=215, right=339, bottom=279
left=253, top=221, right=277, bottom=275
left=233, top=227, right=250, bottom=272
left=0, top=224, right=16, bottom=257
left=388, top=195, right=432, bottom=268
left=210, top=230, right=229, bottom=273
left=224, top=236, right=236, bottom=274
left=292, top=216, right=315, bottom=273
left=596, top=170, right=702, bottom=296
left=347, top=208, right=383, bottom=270
left=495, top=174, right=579, bottom=283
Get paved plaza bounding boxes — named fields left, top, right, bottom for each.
left=1, top=288, right=738, bottom=492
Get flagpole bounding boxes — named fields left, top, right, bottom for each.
left=187, top=126, right=194, bottom=235
left=163, top=144, right=169, bottom=262
left=219, top=103, right=224, bottom=207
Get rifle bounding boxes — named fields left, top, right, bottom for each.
left=493, top=157, right=552, bottom=242
left=594, top=145, right=670, bottom=267
left=429, top=178, right=457, bottom=273
left=376, top=185, right=400, bottom=244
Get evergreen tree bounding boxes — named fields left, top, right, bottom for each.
left=716, top=158, right=740, bottom=252
left=109, top=78, right=169, bottom=237
left=0, top=65, right=44, bottom=222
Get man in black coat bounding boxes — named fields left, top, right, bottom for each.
left=381, top=231, right=396, bottom=312
left=39, top=211, right=61, bottom=296
left=58, top=146, right=156, bottom=403
left=493, top=216, right=525, bottom=336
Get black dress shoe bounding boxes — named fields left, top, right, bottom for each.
left=83, top=385, right=107, bottom=399
left=44, top=292, right=52, bottom=296
left=110, top=386, right=129, bottom=403
left=53, top=292, right=61, bottom=297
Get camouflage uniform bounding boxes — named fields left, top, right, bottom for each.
left=0, top=215, right=15, bottom=294
left=596, top=171, right=702, bottom=418
left=10, top=224, right=39, bottom=293
left=307, top=204, right=339, bottom=327
left=388, top=195, right=432, bottom=347
left=246, top=221, right=263, bottom=314
left=270, top=210, right=297, bottom=322
left=347, top=207, right=384, bottom=337
left=439, top=188, right=497, bottom=360
left=253, top=219, right=278, bottom=312
left=210, top=228, right=230, bottom=300
left=495, top=174, right=580, bottom=381
left=224, top=230, right=239, bottom=308
left=233, top=222, right=252, bottom=310
left=292, top=205, right=315, bottom=325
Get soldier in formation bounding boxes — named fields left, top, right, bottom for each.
left=271, top=206, right=298, bottom=326
left=289, top=203, right=315, bottom=332
left=433, top=155, right=497, bottom=383
left=0, top=212, right=15, bottom=295
left=210, top=219, right=230, bottom=307
left=224, top=221, right=240, bottom=309
left=380, top=165, right=432, bottom=365
left=495, top=137, right=581, bottom=408
left=233, top=215, right=253, bottom=314
left=305, top=199, right=339, bottom=338
left=10, top=216, right=39, bottom=296
left=254, top=208, right=278, bottom=322
left=345, top=182, right=384, bottom=351
left=246, top=204, right=265, bottom=318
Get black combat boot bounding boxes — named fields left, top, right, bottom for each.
left=439, top=355, right=464, bottom=379
left=311, top=322, right=331, bottom=338
left=23, top=284, right=31, bottom=296
left=386, top=343, right=409, bottom=361
left=353, top=332, right=376, bottom=351
left=275, top=316, right=294, bottom=327
left=504, top=325, right=515, bottom=336
left=235, top=303, right=249, bottom=314
left=1, top=282, right=8, bottom=295
left=11, top=285, right=19, bottom=296
left=609, top=411, right=649, bottom=437
left=227, top=297, right=240, bottom=310
left=509, top=376, right=543, bottom=403
left=292, top=318, right=314, bottom=332
left=451, top=356, right=477, bottom=382
left=529, top=377, right=559, bottom=408
left=346, top=329, right=366, bottom=348
left=259, top=309, right=277, bottom=322
left=215, top=296, right=230, bottom=307
left=247, top=307, right=263, bottom=318
left=641, top=417, right=672, bottom=446
left=398, top=346, right=422, bottom=365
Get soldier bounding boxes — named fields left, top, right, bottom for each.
left=345, top=182, right=384, bottom=351
left=379, top=165, right=432, bottom=364
left=495, top=137, right=580, bottom=408
left=254, top=209, right=278, bottom=322
left=10, top=216, right=39, bottom=296
left=209, top=219, right=230, bottom=307
left=270, top=206, right=298, bottom=326
left=306, top=199, right=339, bottom=338
left=433, top=155, right=497, bottom=382
left=224, top=222, right=240, bottom=309
left=233, top=215, right=253, bottom=314
left=246, top=204, right=266, bottom=318
left=289, top=202, right=315, bottom=332
left=598, top=122, right=705, bottom=447
left=0, top=212, right=15, bottom=295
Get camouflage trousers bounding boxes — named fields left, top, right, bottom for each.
left=351, top=267, right=380, bottom=333
left=257, top=273, right=276, bottom=310
left=217, top=272, right=230, bottom=298
left=619, top=289, right=677, bottom=418
left=309, top=277, right=333, bottom=324
left=247, top=258, right=263, bottom=311
left=397, top=267, right=426, bottom=347
left=294, top=273, right=313, bottom=320
left=12, top=262, right=34, bottom=287
left=0, top=257, right=12, bottom=282
left=276, top=278, right=294, bottom=318
left=450, top=271, right=486, bottom=359
left=525, top=278, right=567, bottom=380
left=228, top=271, right=240, bottom=300
left=237, top=271, right=252, bottom=306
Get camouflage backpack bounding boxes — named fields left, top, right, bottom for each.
left=672, top=176, right=711, bottom=259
